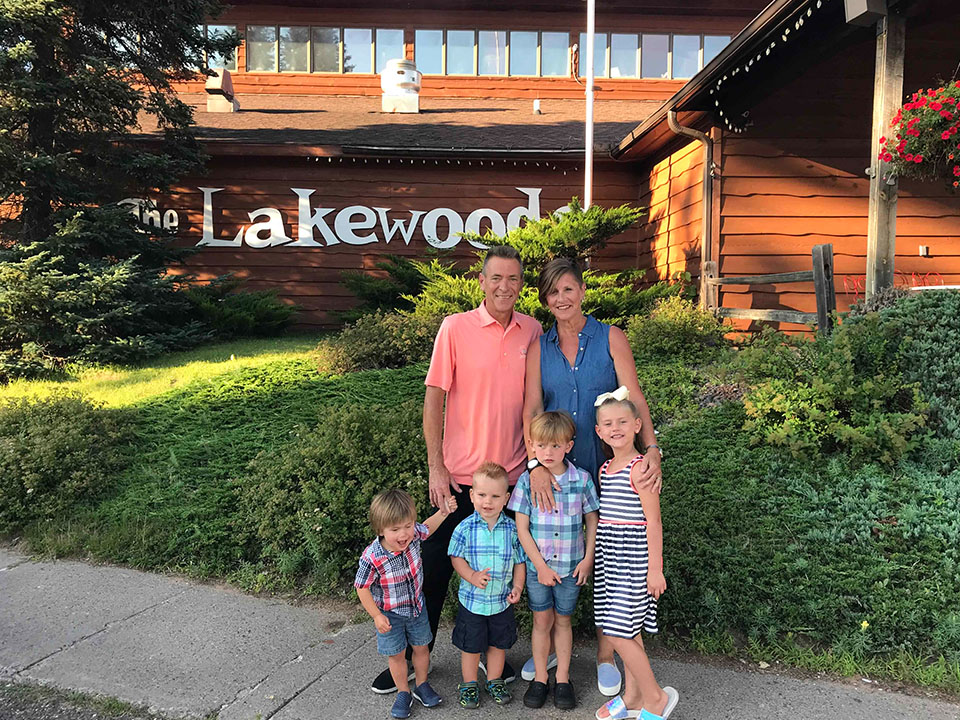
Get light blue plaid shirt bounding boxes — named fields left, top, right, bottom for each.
left=448, top=511, right=526, bottom=616
left=507, top=462, right=600, bottom=577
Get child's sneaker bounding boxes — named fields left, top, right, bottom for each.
left=485, top=678, right=513, bottom=705
left=413, top=681, right=442, bottom=708
left=391, top=691, right=413, bottom=719
left=457, top=681, right=480, bottom=709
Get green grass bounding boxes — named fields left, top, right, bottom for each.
left=0, top=334, right=327, bottom=407
left=0, top=680, right=175, bottom=719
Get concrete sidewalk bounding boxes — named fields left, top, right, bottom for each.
left=1, top=548, right=957, bottom=720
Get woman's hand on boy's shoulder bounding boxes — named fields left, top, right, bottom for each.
left=530, top=465, right=561, bottom=511
left=647, top=570, right=666, bottom=599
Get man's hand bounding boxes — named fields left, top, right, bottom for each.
left=428, top=462, right=461, bottom=508
left=631, top=451, right=663, bottom=495
left=440, top=495, right=458, bottom=516
left=470, top=567, right=492, bottom=590
left=647, top=570, right=666, bottom=599
left=572, top=557, right=593, bottom=586
left=529, top=465, right=561, bottom=511
left=506, top=586, right=523, bottom=604
left=374, top=613, right=392, bottom=633
left=536, top=564, right=562, bottom=587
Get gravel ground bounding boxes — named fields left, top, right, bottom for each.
left=0, top=682, right=178, bottom=720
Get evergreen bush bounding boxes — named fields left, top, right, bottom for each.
left=324, top=312, right=442, bottom=373
left=184, top=277, right=298, bottom=338
left=237, top=400, right=429, bottom=590
left=626, top=296, right=729, bottom=365
left=0, top=393, right=130, bottom=534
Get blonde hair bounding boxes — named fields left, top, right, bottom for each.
left=595, top=397, right=644, bottom=454
left=369, top=489, right=416, bottom=535
left=530, top=411, right=576, bottom=445
left=473, top=461, right=509, bottom=489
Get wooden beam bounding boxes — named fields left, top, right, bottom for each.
left=706, top=270, right=814, bottom=285
left=865, top=11, right=905, bottom=300
left=717, top=308, right=817, bottom=324
left=812, top=243, right=837, bottom=334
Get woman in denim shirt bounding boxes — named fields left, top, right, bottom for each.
left=520, top=257, right=663, bottom=697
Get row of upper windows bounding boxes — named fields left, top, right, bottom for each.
left=201, top=25, right=730, bottom=80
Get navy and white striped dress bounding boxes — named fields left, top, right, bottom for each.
left=594, top=454, right=658, bottom=638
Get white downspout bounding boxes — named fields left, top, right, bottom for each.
left=667, top=110, right=715, bottom=308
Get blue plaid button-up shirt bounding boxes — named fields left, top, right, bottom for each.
left=448, top=511, right=526, bottom=616
left=507, top=462, right=600, bottom=577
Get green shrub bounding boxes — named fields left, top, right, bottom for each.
left=626, top=296, right=729, bottom=365
left=184, top=277, right=298, bottom=338
left=0, top=393, right=130, bottom=534
left=660, top=403, right=960, bottom=663
left=324, top=312, right=442, bottom=373
left=338, top=255, right=426, bottom=322
left=237, top=400, right=430, bottom=590
left=739, top=314, right=926, bottom=465
left=876, top=290, right=960, bottom=441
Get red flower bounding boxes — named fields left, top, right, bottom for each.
left=943, top=131, right=952, bottom=140
left=951, top=154, right=956, bottom=160
left=954, top=165, right=960, bottom=177
left=915, top=155, right=923, bottom=163
left=941, top=110, right=954, bottom=119
left=905, top=153, right=914, bottom=161
left=931, top=101, right=943, bottom=111
left=955, top=181, right=959, bottom=187
left=928, top=87, right=938, bottom=96
left=880, top=136, right=887, bottom=144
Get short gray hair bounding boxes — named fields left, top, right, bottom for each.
left=482, top=245, right=523, bottom=274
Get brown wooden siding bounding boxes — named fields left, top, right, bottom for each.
left=714, top=13, right=960, bottom=332
left=630, top=140, right=703, bottom=285
left=166, top=157, right=641, bottom=327
left=174, top=5, right=750, bottom=100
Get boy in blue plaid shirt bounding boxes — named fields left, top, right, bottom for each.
left=448, top=462, right=526, bottom=709
left=508, top=411, right=599, bottom=710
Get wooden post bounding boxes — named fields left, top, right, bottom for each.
left=865, top=12, right=905, bottom=301
left=812, top=244, right=836, bottom=335
left=702, top=260, right=718, bottom=312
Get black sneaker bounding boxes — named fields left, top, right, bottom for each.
left=523, top=681, right=549, bottom=709
left=554, top=680, right=577, bottom=710
left=479, top=659, right=517, bottom=684
left=371, top=666, right=417, bottom=694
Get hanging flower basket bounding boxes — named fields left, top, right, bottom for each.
left=880, top=80, right=960, bottom=188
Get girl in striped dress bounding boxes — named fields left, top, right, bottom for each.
left=593, top=389, right=679, bottom=720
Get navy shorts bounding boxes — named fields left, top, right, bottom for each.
left=526, top=573, right=582, bottom=615
left=452, top=602, right=517, bottom=653
left=376, top=609, right=433, bottom=656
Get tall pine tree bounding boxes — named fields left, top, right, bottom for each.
left=0, top=0, right=239, bottom=374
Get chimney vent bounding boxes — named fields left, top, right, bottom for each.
left=381, top=59, right=421, bottom=113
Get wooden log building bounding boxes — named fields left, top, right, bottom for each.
left=142, top=0, right=959, bottom=329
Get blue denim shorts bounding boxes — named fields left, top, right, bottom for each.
left=526, top=573, right=582, bottom=615
left=376, top=609, right=433, bottom=656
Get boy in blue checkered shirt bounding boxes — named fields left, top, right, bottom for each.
left=448, top=461, right=526, bottom=709
left=508, top=411, right=599, bottom=710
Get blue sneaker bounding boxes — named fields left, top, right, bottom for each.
left=413, top=681, right=442, bottom=708
left=597, top=662, right=622, bottom=697
left=521, top=653, right=558, bottom=681
left=391, top=691, right=413, bottom=719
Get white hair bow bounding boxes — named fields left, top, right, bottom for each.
left=594, top=386, right=630, bottom=407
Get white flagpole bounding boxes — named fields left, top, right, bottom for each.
left=584, top=0, right=596, bottom=210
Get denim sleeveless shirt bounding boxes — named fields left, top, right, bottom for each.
left=540, top=315, right=617, bottom=480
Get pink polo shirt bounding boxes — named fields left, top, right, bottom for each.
left=425, top=301, right=542, bottom=486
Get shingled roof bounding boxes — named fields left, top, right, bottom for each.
left=145, top=94, right=662, bottom=155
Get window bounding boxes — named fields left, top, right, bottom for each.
left=343, top=28, right=372, bottom=73
left=541, top=32, right=568, bottom=76
left=609, top=33, right=637, bottom=78
left=206, top=24, right=237, bottom=71
left=376, top=29, right=404, bottom=73
left=703, top=35, right=729, bottom=65
left=246, top=25, right=276, bottom=72
left=447, top=30, right=474, bottom=74
left=279, top=26, right=309, bottom=72
left=478, top=31, right=506, bottom=75
left=509, top=31, right=537, bottom=76
left=579, top=32, right=608, bottom=77
left=672, top=34, right=700, bottom=79
left=415, top=30, right=443, bottom=74
left=312, top=27, right=340, bottom=72
left=641, top=33, right=669, bottom=78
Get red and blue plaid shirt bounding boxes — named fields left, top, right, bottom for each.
left=354, top=523, right=429, bottom=617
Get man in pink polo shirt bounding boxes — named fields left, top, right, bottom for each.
left=370, top=245, right=542, bottom=694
